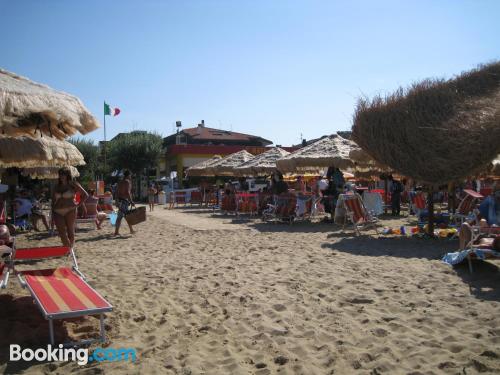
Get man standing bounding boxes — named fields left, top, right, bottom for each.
left=114, top=170, right=136, bottom=236
left=390, top=176, right=403, bottom=216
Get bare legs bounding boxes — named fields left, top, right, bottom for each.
left=53, top=209, right=76, bottom=247
left=114, top=215, right=135, bottom=236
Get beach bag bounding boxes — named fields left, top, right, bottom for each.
left=109, top=212, right=118, bottom=226
left=125, top=206, right=146, bottom=225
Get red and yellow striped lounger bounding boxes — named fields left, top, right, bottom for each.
left=3, top=246, right=113, bottom=345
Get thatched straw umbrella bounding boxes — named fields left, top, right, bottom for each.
left=21, top=166, right=80, bottom=179
left=276, top=134, right=359, bottom=173
left=209, top=150, right=255, bottom=176
left=352, top=62, right=500, bottom=233
left=0, top=69, right=99, bottom=139
left=352, top=62, right=500, bottom=185
left=0, top=134, right=85, bottom=168
left=234, top=147, right=290, bottom=176
left=185, top=155, right=223, bottom=177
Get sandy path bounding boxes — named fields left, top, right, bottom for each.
left=1, top=207, right=499, bottom=374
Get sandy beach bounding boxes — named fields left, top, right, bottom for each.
left=1, top=207, right=499, bottom=374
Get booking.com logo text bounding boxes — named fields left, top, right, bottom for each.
left=10, top=344, right=137, bottom=366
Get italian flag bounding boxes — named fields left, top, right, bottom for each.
left=104, top=102, right=121, bottom=116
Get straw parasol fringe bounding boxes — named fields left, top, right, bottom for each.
left=185, top=155, right=223, bottom=177
left=276, top=134, right=359, bottom=173
left=0, top=134, right=85, bottom=169
left=0, top=69, right=99, bottom=139
left=352, top=62, right=500, bottom=186
left=209, top=150, right=255, bottom=176
left=21, top=166, right=80, bottom=179
left=235, top=147, right=290, bottom=176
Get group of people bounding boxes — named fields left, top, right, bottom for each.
left=0, top=168, right=138, bottom=250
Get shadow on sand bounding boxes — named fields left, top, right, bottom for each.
left=0, top=295, right=72, bottom=373
left=322, top=236, right=500, bottom=302
left=453, top=261, right=500, bottom=302
left=321, top=235, right=457, bottom=260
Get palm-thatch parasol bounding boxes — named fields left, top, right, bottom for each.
left=0, top=69, right=99, bottom=139
left=21, top=166, right=80, bottom=179
left=352, top=62, right=500, bottom=186
left=209, top=150, right=255, bottom=176
left=0, top=134, right=85, bottom=169
left=234, top=147, right=290, bottom=176
left=185, top=155, right=223, bottom=177
left=276, top=134, right=359, bottom=173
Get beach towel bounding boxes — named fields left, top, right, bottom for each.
left=442, top=248, right=500, bottom=266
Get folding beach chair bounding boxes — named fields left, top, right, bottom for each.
left=343, top=193, right=379, bottom=236
left=1, top=245, right=112, bottom=345
left=452, top=189, right=483, bottom=224
left=263, top=193, right=297, bottom=224
left=190, top=191, right=203, bottom=206
left=221, top=194, right=237, bottom=214
left=295, top=193, right=315, bottom=221
left=76, top=202, right=99, bottom=230
left=235, top=193, right=258, bottom=217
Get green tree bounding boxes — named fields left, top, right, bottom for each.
left=70, top=137, right=100, bottom=184
left=107, top=131, right=163, bottom=197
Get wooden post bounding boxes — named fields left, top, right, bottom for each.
left=427, top=187, right=434, bottom=237
left=384, top=178, right=388, bottom=214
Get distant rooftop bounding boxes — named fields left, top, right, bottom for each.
left=164, top=121, right=272, bottom=147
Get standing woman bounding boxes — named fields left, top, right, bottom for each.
left=52, top=167, right=88, bottom=247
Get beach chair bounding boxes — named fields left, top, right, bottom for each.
left=1, top=245, right=112, bottom=345
left=263, top=193, right=297, bottom=224
left=221, top=193, right=237, bottom=214
left=452, top=189, right=483, bottom=224
left=76, top=202, right=99, bottom=230
left=443, top=224, right=500, bottom=273
left=190, top=191, right=203, bottom=206
left=343, top=193, right=379, bottom=236
left=235, top=193, right=258, bottom=217
left=295, top=193, right=315, bottom=221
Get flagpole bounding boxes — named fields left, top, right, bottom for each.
left=103, top=101, right=107, bottom=173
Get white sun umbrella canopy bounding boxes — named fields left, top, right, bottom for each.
left=276, top=134, right=360, bottom=174
left=234, top=147, right=290, bottom=176
left=0, top=134, right=85, bottom=169
left=209, top=150, right=255, bottom=176
left=0, top=69, right=99, bottom=139
left=185, top=155, right=223, bottom=177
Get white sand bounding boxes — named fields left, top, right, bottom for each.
left=1, top=206, right=499, bottom=374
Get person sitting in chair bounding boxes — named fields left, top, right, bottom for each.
left=79, top=189, right=107, bottom=229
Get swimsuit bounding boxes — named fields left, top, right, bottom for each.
left=53, top=188, right=76, bottom=217
left=116, top=198, right=131, bottom=220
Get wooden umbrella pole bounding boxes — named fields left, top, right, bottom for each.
left=427, top=188, right=435, bottom=237
left=384, top=178, right=388, bottom=214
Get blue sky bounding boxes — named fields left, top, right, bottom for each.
left=1, top=0, right=499, bottom=146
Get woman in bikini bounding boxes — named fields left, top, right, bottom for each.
left=52, top=167, right=88, bottom=247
